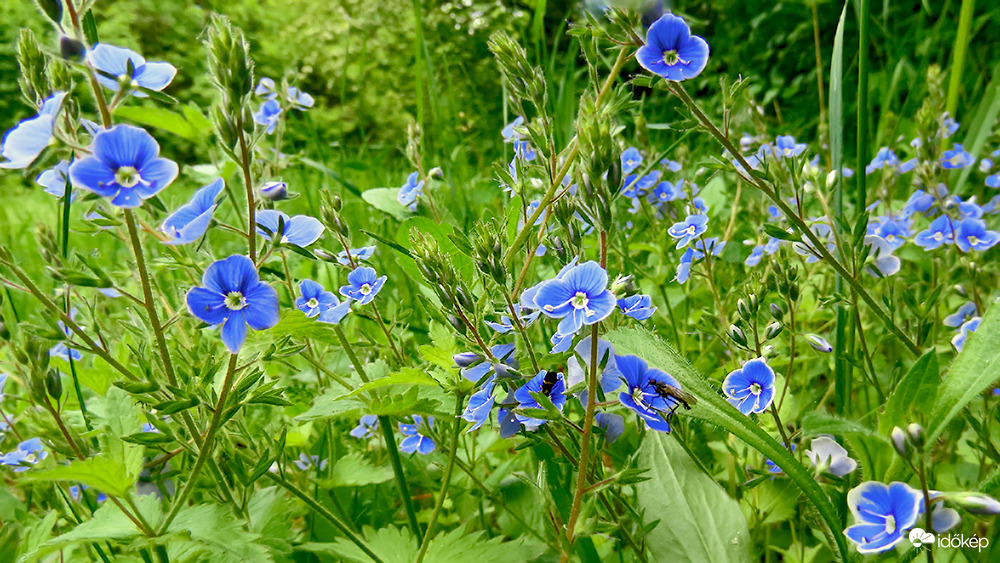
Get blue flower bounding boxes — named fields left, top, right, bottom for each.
left=514, top=140, right=536, bottom=161
left=1, top=92, right=68, bottom=169
left=844, top=481, right=923, bottom=554
left=397, top=171, right=424, bottom=211
left=88, top=45, right=176, bottom=96
left=69, top=125, right=178, bottom=208
left=649, top=180, right=682, bottom=204
left=533, top=261, right=616, bottom=336
left=513, top=370, right=567, bottom=431
left=49, top=308, right=82, bottom=362
left=485, top=305, right=540, bottom=334
left=398, top=416, right=435, bottom=455
left=349, top=415, right=379, bottom=439
left=903, top=189, right=935, bottom=217
left=294, top=453, right=328, bottom=471
left=285, top=87, right=314, bottom=110
left=566, top=336, right=623, bottom=401
left=501, top=116, right=524, bottom=143
left=255, top=209, right=325, bottom=247
left=550, top=332, right=574, bottom=354
left=454, top=344, right=518, bottom=382
left=260, top=181, right=288, bottom=201
left=765, top=444, right=795, bottom=474
left=253, top=98, right=282, bottom=134
left=987, top=173, right=1000, bottom=189
left=622, top=170, right=659, bottom=198
left=461, top=382, right=496, bottom=432
left=954, top=218, right=1000, bottom=252
left=941, top=143, right=974, bottom=169
left=874, top=218, right=910, bottom=250
left=617, top=295, right=656, bottom=320
left=616, top=354, right=684, bottom=433
left=337, top=246, right=376, bottom=266
left=806, top=436, right=857, bottom=477
left=913, top=215, right=954, bottom=250
left=866, top=147, right=900, bottom=174
left=661, top=158, right=682, bottom=172
left=944, top=301, right=977, bottom=328
left=497, top=391, right=522, bottom=438
left=185, top=255, right=280, bottom=353
left=160, top=178, right=224, bottom=245
left=676, top=247, right=703, bottom=283
left=339, top=266, right=386, bottom=306
left=863, top=235, right=900, bottom=278
left=595, top=412, right=625, bottom=443
left=636, top=13, right=709, bottom=81
left=36, top=160, right=73, bottom=198
left=723, top=358, right=775, bottom=415
left=621, top=147, right=643, bottom=175
left=296, top=279, right=351, bottom=324
left=952, top=317, right=980, bottom=352
left=0, top=437, right=48, bottom=472
left=775, top=135, right=806, bottom=158
left=667, top=214, right=709, bottom=249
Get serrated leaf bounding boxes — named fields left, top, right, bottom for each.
left=324, top=453, right=394, bottom=487
left=368, top=387, right=440, bottom=416
left=341, top=368, right=440, bottom=399
left=166, top=504, right=272, bottom=562
left=295, top=388, right=366, bottom=422
left=20, top=455, right=137, bottom=497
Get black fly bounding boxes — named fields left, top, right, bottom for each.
left=649, top=378, right=696, bottom=411
left=541, top=371, right=559, bottom=396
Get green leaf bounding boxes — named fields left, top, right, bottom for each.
left=927, top=303, right=1000, bottom=444
left=295, top=388, right=366, bottom=422
left=368, top=387, right=440, bottom=416
left=362, top=188, right=413, bottom=221
left=607, top=327, right=851, bottom=561
left=324, top=453, right=394, bottom=487
left=265, top=309, right=338, bottom=341
left=165, top=504, right=272, bottom=562
left=878, top=350, right=939, bottom=434
left=636, top=432, right=751, bottom=562
left=40, top=501, right=143, bottom=547
left=21, top=455, right=138, bottom=497
left=115, top=105, right=211, bottom=140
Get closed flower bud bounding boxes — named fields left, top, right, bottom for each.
left=313, top=249, right=336, bottom=262
left=950, top=492, right=1000, bottom=515
left=428, top=166, right=444, bottom=180
left=806, top=334, right=832, bottom=353
left=737, top=298, right=752, bottom=321
left=891, top=426, right=911, bottom=459
left=761, top=345, right=777, bottom=359
left=455, top=286, right=475, bottom=313
left=59, top=35, right=85, bottom=61
left=453, top=352, right=483, bottom=368
left=448, top=314, right=465, bottom=335
left=259, top=181, right=288, bottom=201
left=906, top=422, right=925, bottom=450
left=46, top=368, right=62, bottom=400
left=765, top=322, right=783, bottom=340
left=728, top=325, right=748, bottom=347
left=610, top=274, right=634, bottom=296
left=770, top=302, right=784, bottom=319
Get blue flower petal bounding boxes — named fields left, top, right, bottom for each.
left=185, top=287, right=227, bottom=325
left=220, top=311, right=247, bottom=353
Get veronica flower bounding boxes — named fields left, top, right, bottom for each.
left=88, top=45, right=176, bottom=96
left=254, top=99, right=282, bottom=134
left=954, top=218, right=1000, bottom=252
left=636, top=13, right=710, bottom=81
left=951, top=317, right=980, bottom=352
left=944, top=302, right=977, bottom=328
left=512, top=370, right=567, bottom=431
left=398, top=416, right=435, bottom=454
left=293, top=453, right=328, bottom=471
left=454, top=344, right=518, bottom=382
left=339, top=266, right=387, bottom=306
left=925, top=492, right=961, bottom=533
left=49, top=308, right=82, bottom=362
left=723, top=358, right=775, bottom=415
left=69, top=125, right=178, bottom=208
left=533, top=261, right=616, bottom=336
left=185, top=255, right=280, bottom=353
left=0, top=438, right=48, bottom=472
left=621, top=147, right=642, bottom=175
left=595, top=412, right=625, bottom=443
left=675, top=247, right=703, bottom=283
left=461, top=382, right=496, bottom=432
left=668, top=214, right=709, bottom=249
left=863, top=235, right=901, bottom=278
left=285, top=87, right=314, bottom=110
left=844, top=481, right=923, bottom=554
left=617, top=295, right=656, bottom=321
left=649, top=180, right=682, bottom=204
left=485, top=305, right=540, bottom=334
left=765, top=444, right=795, bottom=474
left=616, top=354, right=685, bottom=433
left=661, top=158, right=682, bottom=172
left=255, top=210, right=325, bottom=247
left=160, top=178, right=224, bottom=245
left=501, top=116, right=524, bottom=143
left=336, top=246, right=375, bottom=266
left=259, top=181, right=288, bottom=201
left=1, top=92, right=68, bottom=169
left=397, top=171, right=424, bottom=211
left=987, top=173, right=1000, bottom=189
left=349, top=415, right=379, bottom=439
left=566, top=336, right=623, bottom=398
left=296, top=279, right=351, bottom=324
left=806, top=436, right=857, bottom=477
left=745, top=237, right=780, bottom=267
left=913, top=215, right=953, bottom=250
left=866, top=147, right=900, bottom=174
left=873, top=218, right=910, bottom=250
left=36, top=160, right=72, bottom=198
left=941, top=143, right=974, bottom=169
left=514, top=140, right=536, bottom=161
left=775, top=135, right=806, bottom=158
left=497, top=391, right=522, bottom=438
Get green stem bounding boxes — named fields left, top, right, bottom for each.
left=158, top=354, right=239, bottom=534
left=946, top=0, right=976, bottom=116
left=415, top=394, right=464, bottom=562
left=237, top=125, right=257, bottom=263
left=857, top=0, right=870, bottom=212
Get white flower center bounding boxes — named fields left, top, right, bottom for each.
left=933, top=232, right=943, bottom=241
left=307, top=298, right=318, bottom=309
left=750, top=382, right=762, bottom=395
left=663, top=50, right=680, bottom=65
left=969, top=235, right=980, bottom=245
left=685, top=225, right=696, bottom=235
left=359, top=283, right=372, bottom=295
left=115, top=166, right=142, bottom=188
left=571, top=291, right=589, bottom=310
left=225, top=291, right=247, bottom=311
left=884, top=515, right=896, bottom=534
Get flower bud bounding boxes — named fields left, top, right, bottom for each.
left=428, top=166, right=444, bottom=180
left=728, top=325, right=748, bottom=348
left=765, top=322, right=783, bottom=340
left=260, top=181, right=287, bottom=201
left=806, top=334, right=833, bottom=353
left=737, top=298, right=751, bottom=321
left=453, top=352, right=483, bottom=368
left=762, top=345, right=777, bottom=359
left=46, top=368, right=62, bottom=400
left=59, top=35, right=85, bottom=61
left=891, top=426, right=911, bottom=459
left=906, top=422, right=925, bottom=450
left=770, top=302, right=784, bottom=320
left=950, top=492, right=1000, bottom=515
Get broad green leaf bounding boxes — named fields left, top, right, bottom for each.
left=878, top=350, right=939, bottom=434
left=368, top=387, right=441, bottom=416
left=115, top=105, right=210, bottom=140
left=927, top=303, right=1000, bottom=444
left=340, top=368, right=440, bottom=399
left=296, top=388, right=366, bottom=421
left=636, top=432, right=751, bottom=562
left=803, top=411, right=887, bottom=442
left=607, top=327, right=851, bottom=561
left=166, top=503, right=271, bottom=563
left=362, top=187, right=413, bottom=221
left=324, top=453, right=394, bottom=487
left=266, top=309, right=338, bottom=341
left=21, top=455, right=137, bottom=497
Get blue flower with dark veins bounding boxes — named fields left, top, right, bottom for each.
left=296, top=279, right=351, bottom=324
left=339, top=266, right=386, bottom=306
left=844, top=481, right=923, bottom=554
left=636, top=13, right=710, bottom=81
left=461, top=381, right=496, bottom=432
left=254, top=98, right=282, bottom=134
left=88, top=45, right=176, bottom=96
left=513, top=370, right=566, bottom=431
left=256, top=209, right=325, bottom=247
left=69, top=125, right=178, bottom=208
left=185, top=255, right=279, bottom=353
left=617, top=295, right=656, bottom=320
left=349, top=415, right=379, bottom=439
left=913, top=215, right=954, bottom=250
left=954, top=218, right=1000, bottom=252
left=668, top=214, right=709, bottom=249
left=723, top=358, right=775, bottom=415
left=1, top=92, right=68, bottom=169
left=398, top=416, right=435, bottom=455
left=616, top=354, right=685, bottom=433
left=533, top=261, right=616, bottom=336
left=160, top=178, right=224, bottom=245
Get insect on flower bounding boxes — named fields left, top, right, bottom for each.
left=648, top=378, right=697, bottom=412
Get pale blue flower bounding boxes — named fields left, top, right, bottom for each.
left=1, top=92, right=68, bottom=169
left=160, top=178, right=224, bottom=245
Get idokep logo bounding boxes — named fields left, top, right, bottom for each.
left=909, top=528, right=934, bottom=548
left=909, top=528, right=990, bottom=552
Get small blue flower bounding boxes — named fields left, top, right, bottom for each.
left=616, top=354, right=684, bottom=433
left=501, top=116, right=524, bottom=143
left=617, top=295, right=656, bottom=320
left=260, top=181, right=288, bottom=201
left=550, top=332, right=574, bottom=354
left=941, top=143, right=974, bottom=169
left=160, top=178, right=224, bottom=245
left=987, top=173, right=1000, bottom=189
left=296, top=279, right=351, bottom=324
left=621, top=147, right=643, bottom=175
left=649, top=179, right=682, bottom=204
left=866, top=147, right=900, bottom=174
left=952, top=317, right=980, bottom=352
left=253, top=99, right=282, bottom=134
left=461, top=382, right=496, bottom=432
left=661, top=158, right=682, bottom=172
left=339, top=266, right=386, bottom=306
left=566, top=336, right=623, bottom=400
left=874, top=218, right=910, bottom=250
left=0, top=437, right=48, bottom=471
left=765, top=444, right=795, bottom=474
left=256, top=209, right=325, bottom=247
left=941, top=114, right=960, bottom=137
left=903, top=189, right=935, bottom=217
left=398, top=416, right=435, bottom=455
left=667, top=214, right=709, bottom=249
left=954, top=218, right=1000, bottom=252
left=185, top=255, right=279, bottom=353
left=88, top=45, right=176, bottom=96
left=775, top=135, right=806, bottom=158
left=513, top=370, right=567, bottom=430
left=636, top=13, right=710, bottom=81
left=294, top=453, right=328, bottom=471
left=913, top=215, right=954, bottom=250
left=623, top=170, right=659, bottom=198
left=533, top=261, right=616, bottom=336
left=285, top=87, right=314, bottom=110
left=336, top=246, right=375, bottom=266
left=397, top=171, right=424, bottom=211
left=844, top=481, right=923, bottom=554
left=49, top=308, right=83, bottom=362
left=806, top=436, right=857, bottom=477
left=454, top=344, right=518, bottom=382
left=723, top=358, right=775, bottom=415
left=944, top=302, right=977, bottom=328
left=595, top=412, right=625, bottom=443
left=69, top=125, right=178, bottom=208
left=514, top=140, right=536, bottom=161
left=36, top=160, right=73, bottom=198
left=1, top=92, right=68, bottom=169
left=255, top=77, right=277, bottom=97
left=350, top=415, right=379, bottom=439
left=485, top=306, right=540, bottom=334
left=863, top=235, right=901, bottom=278
left=676, top=247, right=703, bottom=283
left=497, top=391, right=522, bottom=438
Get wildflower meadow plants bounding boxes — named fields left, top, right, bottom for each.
left=1, top=2, right=1000, bottom=563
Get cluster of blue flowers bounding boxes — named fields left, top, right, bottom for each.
left=253, top=77, right=314, bottom=134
